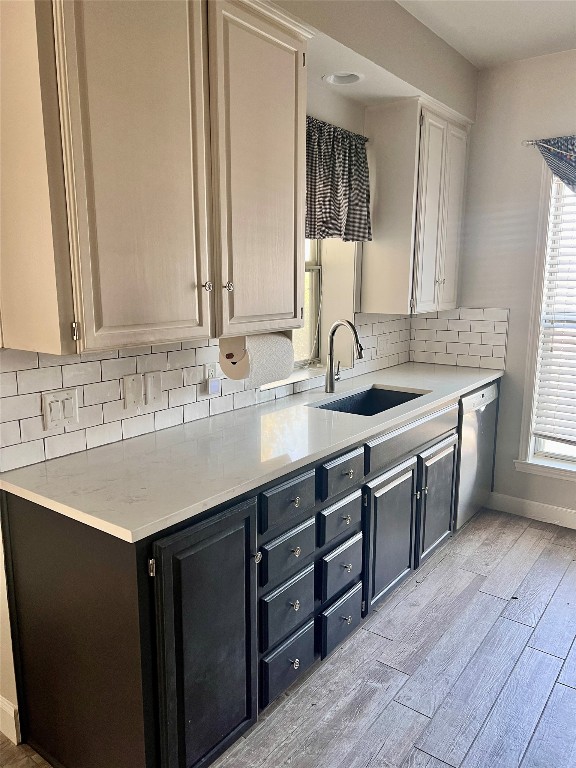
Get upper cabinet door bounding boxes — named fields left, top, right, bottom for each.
left=413, top=110, right=447, bottom=314
left=55, top=0, right=213, bottom=350
left=438, top=124, right=468, bottom=310
left=209, top=1, right=306, bottom=337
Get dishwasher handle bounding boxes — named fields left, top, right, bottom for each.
left=460, top=383, right=499, bottom=414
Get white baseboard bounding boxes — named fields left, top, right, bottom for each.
left=489, top=492, right=576, bottom=530
left=0, top=695, right=20, bottom=744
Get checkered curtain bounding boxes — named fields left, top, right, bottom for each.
left=305, top=116, right=372, bottom=242
left=535, top=135, right=576, bottom=193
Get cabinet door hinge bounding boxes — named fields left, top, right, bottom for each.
left=71, top=321, right=81, bottom=342
left=300, top=307, right=304, bottom=320
left=361, top=600, right=366, bottom=613
left=303, top=51, right=306, bottom=67
left=409, top=298, right=415, bottom=313
left=415, top=490, right=421, bottom=500
left=148, top=558, right=156, bottom=577
left=420, top=111, right=424, bottom=126
left=363, top=493, right=368, bottom=508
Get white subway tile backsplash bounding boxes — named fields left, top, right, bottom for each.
left=183, top=401, right=210, bottom=422
left=1, top=393, right=42, bottom=423
left=101, top=357, right=137, bottom=381
left=0, top=373, right=17, bottom=398
left=122, top=414, right=155, bottom=439
left=0, top=349, right=39, bottom=373
left=83, top=380, right=121, bottom=406
left=86, top=421, right=123, bottom=449
left=45, top=430, right=86, bottom=460
left=0, top=421, right=21, bottom=447
left=62, top=361, right=101, bottom=387
left=0, top=440, right=44, bottom=471
left=0, top=308, right=509, bottom=472
left=168, top=386, right=197, bottom=408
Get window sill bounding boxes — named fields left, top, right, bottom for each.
left=260, top=365, right=326, bottom=392
left=514, top=458, right=576, bottom=483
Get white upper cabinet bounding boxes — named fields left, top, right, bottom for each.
left=209, top=1, right=306, bottom=337
left=0, top=0, right=309, bottom=353
left=361, top=100, right=469, bottom=316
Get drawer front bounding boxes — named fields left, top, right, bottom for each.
left=260, top=471, right=316, bottom=533
left=319, top=447, right=364, bottom=501
left=321, top=582, right=363, bottom=657
left=260, top=565, right=315, bottom=651
left=261, top=620, right=316, bottom=707
left=321, top=532, right=363, bottom=603
left=260, top=517, right=316, bottom=587
left=365, top=405, right=458, bottom=476
left=319, top=491, right=362, bottom=547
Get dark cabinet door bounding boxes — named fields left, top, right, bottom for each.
left=365, top=457, right=417, bottom=609
left=154, top=499, right=258, bottom=768
left=417, top=434, right=457, bottom=563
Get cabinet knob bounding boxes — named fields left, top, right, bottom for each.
left=202, top=281, right=213, bottom=292
left=293, top=496, right=301, bottom=508
left=341, top=615, right=353, bottom=625
left=341, top=563, right=353, bottom=573
left=253, top=552, right=262, bottom=564
left=224, top=282, right=234, bottom=292
left=424, top=486, right=429, bottom=495
left=342, top=515, right=352, bottom=525
left=292, top=546, right=302, bottom=558
left=342, top=468, right=354, bottom=479
left=289, top=599, right=301, bottom=612
left=289, top=658, right=300, bottom=670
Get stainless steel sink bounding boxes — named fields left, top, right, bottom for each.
left=313, top=387, right=424, bottom=416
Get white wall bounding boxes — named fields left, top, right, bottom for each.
left=460, top=49, right=576, bottom=515
left=277, top=0, right=478, bottom=121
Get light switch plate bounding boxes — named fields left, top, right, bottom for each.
left=124, top=374, right=144, bottom=409
left=204, top=363, right=217, bottom=381
left=42, top=388, right=79, bottom=430
left=144, top=371, right=162, bottom=406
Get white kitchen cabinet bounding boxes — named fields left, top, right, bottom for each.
left=0, top=0, right=310, bottom=354
left=361, top=100, right=469, bottom=316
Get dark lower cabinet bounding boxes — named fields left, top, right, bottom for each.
left=154, top=499, right=258, bottom=768
left=417, top=434, right=458, bottom=563
left=365, top=457, right=417, bottom=610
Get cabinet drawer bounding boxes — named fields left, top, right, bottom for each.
left=260, top=517, right=316, bottom=587
left=318, top=491, right=362, bottom=547
left=261, top=620, right=316, bottom=708
left=365, top=405, right=458, bottom=476
left=260, top=565, right=315, bottom=651
left=260, top=471, right=316, bottom=534
left=318, top=448, right=364, bottom=501
left=321, top=532, right=363, bottom=603
left=321, top=582, right=363, bottom=657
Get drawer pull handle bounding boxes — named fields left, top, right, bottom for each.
left=289, top=658, right=300, bottom=670
left=253, top=552, right=262, bottom=564
left=290, top=600, right=301, bottom=612
left=341, top=615, right=353, bottom=625
left=424, top=486, right=429, bottom=495
left=342, top=468, right=355, bottom=479
left=342, top=514, right=352, bottom=525
left=292, top=546, right=302, bottom=558
left=341, top=563, right=353, bottom=573
left=293, top=496, right=301, bottom=508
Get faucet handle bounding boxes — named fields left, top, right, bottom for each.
left=335, top=361, right=341, bottom=381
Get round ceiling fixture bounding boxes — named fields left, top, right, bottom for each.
left=322, top=72, right=364, bottom=86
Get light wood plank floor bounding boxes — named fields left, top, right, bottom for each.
left=3, top=510, right=576, bottom=768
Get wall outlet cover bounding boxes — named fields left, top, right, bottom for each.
left=42, top=388, right=79, bottom=430
left=144, top=371, right=162, bottom=406
left=123, top=374, right=144, bottom=409
left=204, top=363, right=218, bottom=381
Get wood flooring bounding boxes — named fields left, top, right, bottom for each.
left=2, top=509, right=576, bottom=768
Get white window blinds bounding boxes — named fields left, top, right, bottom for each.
left=532, top=177, right=576, bottom=447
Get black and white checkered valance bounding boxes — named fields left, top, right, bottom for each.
left=534, top=135, right=576, bottom=193
left=305, top=116, right=372, bottom=242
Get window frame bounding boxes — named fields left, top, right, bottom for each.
left=517, top=166, right=576, bottom=480
left=293, top=240, right=322, bottom=367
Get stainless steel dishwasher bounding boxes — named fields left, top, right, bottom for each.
left=456, top=382, right=499, bottom=529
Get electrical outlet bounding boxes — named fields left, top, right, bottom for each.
left=376, top=336, right=388, bottom=357
left=144, top=371, right=162, bottom=406
left=42, top=388, right=79, bottom=430
left=204, top=363, right=217, bottom=381
left=123, top=374, right=144, bottom=409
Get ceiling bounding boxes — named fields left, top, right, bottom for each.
left=396, top=0, right=576, bottom=69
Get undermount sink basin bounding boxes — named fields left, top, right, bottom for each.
left=314, top=387, right=424, bottom=416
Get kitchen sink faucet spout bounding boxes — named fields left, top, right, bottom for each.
left=325, top=320, right=364, bottom=393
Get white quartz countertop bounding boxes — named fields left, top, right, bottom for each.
left=0, top=364, right=502, bottom=543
